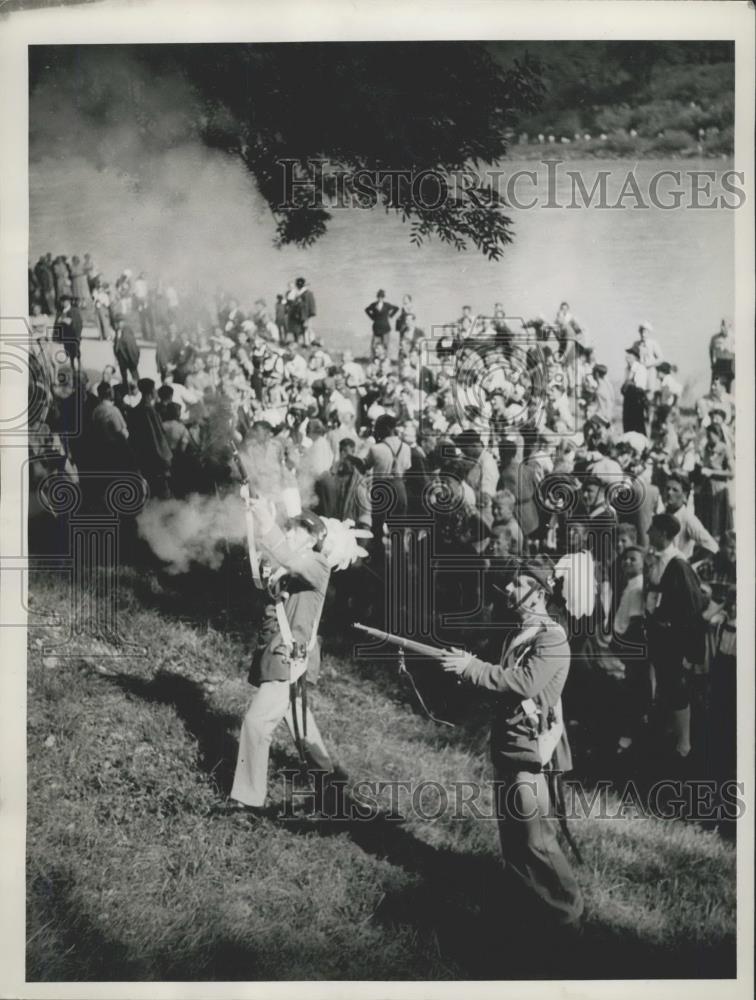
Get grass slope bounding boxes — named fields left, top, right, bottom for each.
left=26, top=567, right=736, bottom=981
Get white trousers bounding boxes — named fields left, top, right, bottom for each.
left=230, top=678, right=333, bottom=807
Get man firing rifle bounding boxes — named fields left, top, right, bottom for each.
left=224, top=498, right=340, bottom=815
left=358, top=560, right=584, bottom=934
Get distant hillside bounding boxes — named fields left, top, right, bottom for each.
left=492, top=41, right=734, bottom=156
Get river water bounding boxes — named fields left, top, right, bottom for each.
left=30, top=155, right=734, bottom=390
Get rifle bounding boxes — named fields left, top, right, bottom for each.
left=353, top=623, right=449, bottom=661
left=353, top=623, right=455, bottom=726
left=230, top=441, right=264, bottom=588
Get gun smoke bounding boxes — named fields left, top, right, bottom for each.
left=135, top=435, right=317, bottom=574
left=29, top=50, right=310, bottom=313
left=136, top=491, right=247, bottom=575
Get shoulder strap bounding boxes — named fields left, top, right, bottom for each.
left=386, top=439, right=401, bottom=473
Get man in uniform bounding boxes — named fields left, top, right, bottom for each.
left=226, top=501, right=338, bottom=814
left=440, top=561, right=584, bottom=934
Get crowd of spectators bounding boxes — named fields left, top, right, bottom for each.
left=28, top=253, right=736, bottom=787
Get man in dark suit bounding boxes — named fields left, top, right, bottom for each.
left=112, top=316, right=141, bottom=388
left=126, top=378, right=173, bottom=499
left=365, top=289, right=398, bottom=356
left=35, top=255, right=56, bottom=315
left=53, top=295, right=83, bottom=380
left=645, top=512, right=708, bottom=768
left=295, top=277, right=317, bottom=345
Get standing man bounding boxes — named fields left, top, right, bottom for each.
left=709, top=321, right=735, bottom=391
left=633, top=322, right=663, bottom=381
left=592, top=364, right=615, bottom=425
left=295, top=277, right=317, bottom=346
left=35, top=255, right=56, bottom=316
left=365, top=289, right=399, bottom=358
left=440, top=562, right=584, bottom=934
left=126, top=378, right=173, bottom=500
left=621, top=344, right=648, bottom=434
left=661, top=473, right=717, bottom=561
left=112, top=316, right=141, bottom=388
left=53, top=295, right=83, bottom=381
left=134, top=271, right=155, bottom=341
left=227, top=503, right=339, bottom=813
left=645, top=513, right=708, bottom=765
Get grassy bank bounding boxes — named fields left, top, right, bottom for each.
left=26, top=565, right=736, bottom=981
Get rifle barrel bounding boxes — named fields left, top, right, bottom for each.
left=353, top=622, right=446, bottom=660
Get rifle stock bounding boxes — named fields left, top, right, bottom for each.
left=353, top=622, right=448, bottom=660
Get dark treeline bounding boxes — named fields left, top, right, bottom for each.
left=492, top=41, right=734, bottom=153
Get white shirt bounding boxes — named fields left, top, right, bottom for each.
left=343, top=361, right=366, bottom=384
left=636, top=337, right=662, bottom=369
left=666, top=504, right=718, bottom=560
left=555, top=551, right=596, bottom=619
left=167, top=380, right=200, bottom=420
left=550, top=392, right=575, bottom=432
left=658, top=373, right=682, bottom=402
left=626, top=361, right=648, bottom=391
left=614, top=575, right=644, bottom=635
left=478, top=450, right=500, bottom=499
left=285, top=354, right=308, bottom=381
left=302, top=436, right=334, bottom=478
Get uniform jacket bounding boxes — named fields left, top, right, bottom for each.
left=249, top=523, right=331, bottom=685
left=462, top=620, right=573, bottom=774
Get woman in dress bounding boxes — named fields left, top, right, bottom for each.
left=52, top=256, right=72, bottom=306
left=695, top=423, right=734, bottom=537
left=70, top=255, right=92, bottom=305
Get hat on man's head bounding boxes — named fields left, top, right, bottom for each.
left=656, top=361, right=672, bottom=375
left=287, top=509, right=327, bottom=550
left=592, top=364, right=608, bottom=378
left=587, top=413, right=611, bottom=429
left=516, top=555, right=555, bottom=595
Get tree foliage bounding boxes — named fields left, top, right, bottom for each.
left=30, top=43, right=544, bottom=259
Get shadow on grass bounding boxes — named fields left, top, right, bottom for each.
left=95, top=667, right=735, bottom=982
left=106, top=670, right=242, bottom=796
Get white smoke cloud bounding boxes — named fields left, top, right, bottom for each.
left=136, top=492, right=247, bottom=575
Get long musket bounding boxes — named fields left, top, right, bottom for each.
left=353, top=623, right=449, bottom=660
left=352, top=623, right=455, bottom=726
left=231, top=441, right=263, bottom=589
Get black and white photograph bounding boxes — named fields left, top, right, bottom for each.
left=0, top=1, right=754, bottom=996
